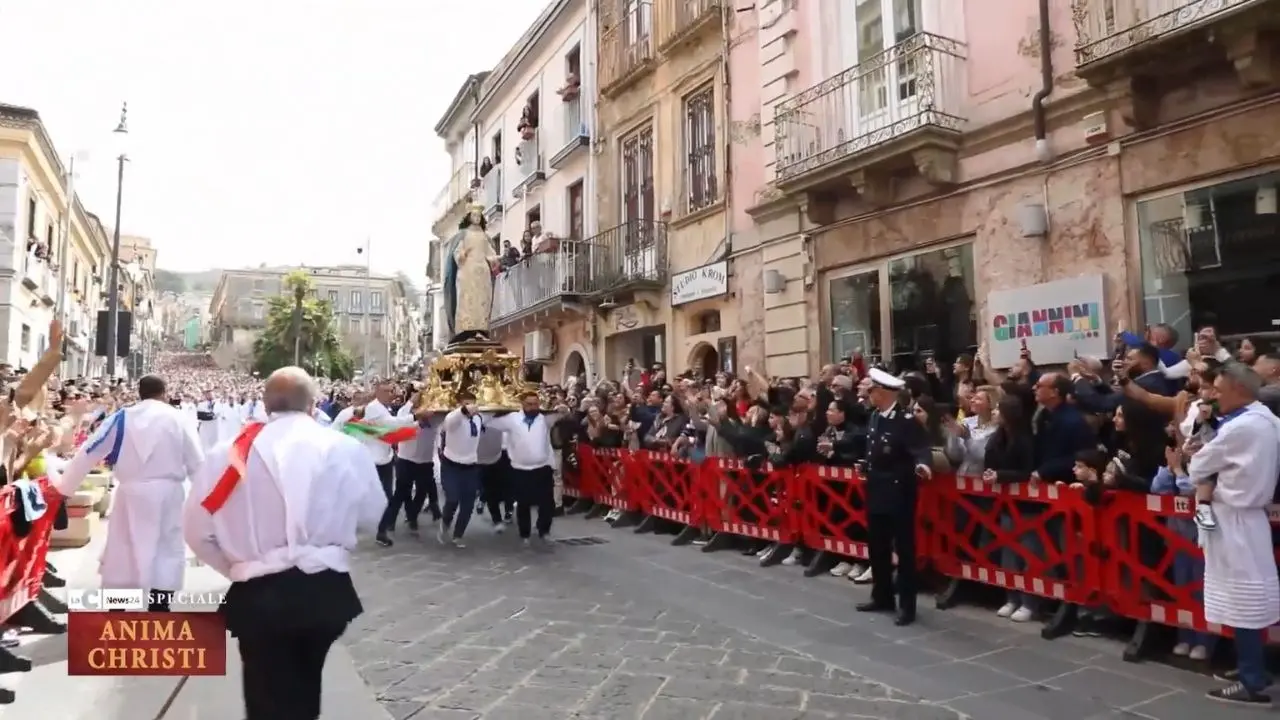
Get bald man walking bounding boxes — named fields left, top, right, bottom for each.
left=185, top=367, right=386, bottom=720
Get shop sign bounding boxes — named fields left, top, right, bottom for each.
left=987, top=275, right=1108, bottom=368
left=671, top=261, right=728, bottom=306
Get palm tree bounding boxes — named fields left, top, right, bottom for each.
left=286, top=270, right=309, bottom=365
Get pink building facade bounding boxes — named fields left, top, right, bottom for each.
left=728, top=0, right=1280, bottom=377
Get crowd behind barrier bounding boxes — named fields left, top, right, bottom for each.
left=571, top=444, right=1280, bottom=661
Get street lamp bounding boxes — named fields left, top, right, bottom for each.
left=105, top=102, right=128, bottom=379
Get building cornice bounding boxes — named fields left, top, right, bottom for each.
left=433, top=72, right=490, bottom=137
left=472, top=0, right=582, bottom=120
left=0, top=103, right=98, bottom=237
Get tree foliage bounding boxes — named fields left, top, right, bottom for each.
left=251, top=270, right=354, bottom=380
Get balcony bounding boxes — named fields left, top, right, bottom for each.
left=657, top=0, right=721, bottom=52
left=549, top=94, right=590, bottom=169
left=432, top=161, right=476, bottom=230
left=481, top=166, right=503, bottom=221
left=600, top=3, right=656, bottom=97
left=21, top=253, right=55, bottom=306
left=490, top=240, right=595, bottom=326
left=1073, top=0, right=1278, bottom=87
left=774, top=32, right=966, bottom=204
left=583, top=220, right=669, bottom=297
left=512, top=129, right=547, bottom=198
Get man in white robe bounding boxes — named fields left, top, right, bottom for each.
left=51, top=374, right=204, bottom=611
left=242, top=392, right=269, bottom=424
left=183, top=367, right=384, bottom=720
left=1191, top=361, right=1280, bottom=705
left=196, top=390, right=222, bottom=452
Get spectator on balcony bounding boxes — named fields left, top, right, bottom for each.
left=499, top=240, right=520, bottom=269
left=479, top=156, right=494, bottom=177
left=520, top=230, right=534, bottom=258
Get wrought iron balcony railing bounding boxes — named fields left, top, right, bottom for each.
left=774, top=32, right=966, bottom=182
left=490, top=240, right=594, bottom=324
left=657, top=0, right=721, bottom=50
left=585, top=219, right=668, bottom=294
left=432, top=161, right=476, bottom=225
left=600, top=2, right=656, bottom=95
left=1074, top=0, right=1263, bottom=66
left=482, top=166, right=503, bottom=218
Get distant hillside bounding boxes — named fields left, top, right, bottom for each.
left=155, top=268, right=224, bottom=294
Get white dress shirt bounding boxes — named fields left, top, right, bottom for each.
left=439, top=408, right=484, bottom=465
left=395, top=403, right=437, bottom=463
left=183, top=412, right=386, bottom=582
left=475, top=425, right=504, bottom=465
left=488, top=412, right=555, bottom=470
left=52, top=399, right=205, bottom=497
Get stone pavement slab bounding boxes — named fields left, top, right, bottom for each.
left=344, top=516, right=1277, bottom=720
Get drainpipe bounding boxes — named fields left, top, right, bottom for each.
left=718, top=1, right=733, bottom=262
left=1031, top=0, right=1054, bottom=163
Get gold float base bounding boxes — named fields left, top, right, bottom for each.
left=417, top=342, right=533, bottom=413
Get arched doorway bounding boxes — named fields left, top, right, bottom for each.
left=688, top=342, right=719, bottom=381
left=564, top=350, right=587, bottom=385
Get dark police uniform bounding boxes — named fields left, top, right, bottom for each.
left=855, top=390, right=931, bottom=626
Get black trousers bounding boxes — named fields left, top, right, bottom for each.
left=512, top=466, right=555, bottom=539
left=221, top=569, right=361, bottom=720
left=374, top=462, right=395, bottom=534
left=385, top=458, right=437, bottom=530
left=480, top=454, right=513, bottom=523
left=867, top=502, right=918, bottom=615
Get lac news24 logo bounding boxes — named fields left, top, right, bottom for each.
left=64, top=590, right=227, bottom=676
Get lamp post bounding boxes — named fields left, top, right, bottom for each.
left=105, top=103, right=128, bottom=379
left=356, top=238, right=372, bottom=382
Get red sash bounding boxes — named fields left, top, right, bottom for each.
left=200, top=422, right=267, bottom=514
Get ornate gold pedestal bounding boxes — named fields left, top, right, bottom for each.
left=417, top=341, right=534, bottom=413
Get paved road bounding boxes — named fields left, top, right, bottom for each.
left=346, top=515, right=1262, bottom=720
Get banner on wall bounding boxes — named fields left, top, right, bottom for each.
left=987, top=275, right=1108, bottom=368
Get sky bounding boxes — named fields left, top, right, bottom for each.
left=0, top=0, right=547, bottom=279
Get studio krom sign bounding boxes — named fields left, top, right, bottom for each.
left=671, top=261, right=728, bottom=306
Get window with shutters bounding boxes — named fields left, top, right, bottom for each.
left=682, top=85, right=717, bottom=214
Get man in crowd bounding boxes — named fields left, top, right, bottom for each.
left=1188, top=361, right=1280, bottom=705
left=184, top=366, right=384, bottom=719
left=390, top=385, right=440, bottom=533
left=332, top=382, right=407, bottom=548
left=52, top=374, right=204, bottom=612
left=437, top=391, right=485, bottom=547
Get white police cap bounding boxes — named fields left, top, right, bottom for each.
left=868, top=367, right=906, bottom=390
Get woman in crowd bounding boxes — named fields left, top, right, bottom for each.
left=980, top=393, right=1037, bottom=621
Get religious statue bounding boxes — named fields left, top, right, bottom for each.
left=442, top=204, right=501, bottom=346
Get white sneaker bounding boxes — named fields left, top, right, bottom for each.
left=1172, top=642, right=1191, bottom=656
left=1010, top=607, right=1034, bottom=623
left=781, top=548, right=802, bottom=566
left=846, top=564, right=865, bottom=580
left=756, top=545, right=773, bottom=558
left=605, top=509, right=621, bottom=522
left=1189, top=645, right=1208, bottom=661
left=436, top=519, right=449, bottom=545
left=996, top=602, right=1018, bottom=618
left=451, top=536, right=466, bottom=549
left=830, top=562, right=853, bottom=577
left=853, top=567, right=874, bottom=584
left=492, top=520, right=505, bottom=534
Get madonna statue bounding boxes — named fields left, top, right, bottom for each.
left=442, top=204, right=500, bottom=345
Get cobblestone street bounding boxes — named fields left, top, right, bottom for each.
left=345, top=516, right=1264, bottom=720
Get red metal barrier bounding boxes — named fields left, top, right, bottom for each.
left=702, top=457, right=796, bottom=544
left=0, top=479, right=59, bottom=624
left=930, top=476, right=1101, bottom=606
left=626, top=450, right=703, bottom=527
left=570, top=448, right=1280, bottom=643
left=577, top=445, right=640, bottom=513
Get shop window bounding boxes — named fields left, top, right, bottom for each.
left=827, top=242, right=976, bottom=372
left=689, top=309, right=721, bottom=335
left=830, top=269, right=883, bottom=365
left=888, top=244, right=976, bottom=373
left=1138, top=169, right=1280, bottom=344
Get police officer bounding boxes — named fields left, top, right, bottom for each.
left=854, top=368, right=932, bottom=626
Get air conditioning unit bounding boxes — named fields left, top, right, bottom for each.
left=523, top=328, right=555, bottom=362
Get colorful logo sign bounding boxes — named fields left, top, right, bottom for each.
left=991, top=302, right=1101, bottom=343
left=67, top=612, right=227, bottom=676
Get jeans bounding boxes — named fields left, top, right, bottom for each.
left=441, top=459, right=481, bottom=539
left=1234, top=627, right=1268, bottom=692
left=1000, top=509, right=1041, bottom=612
